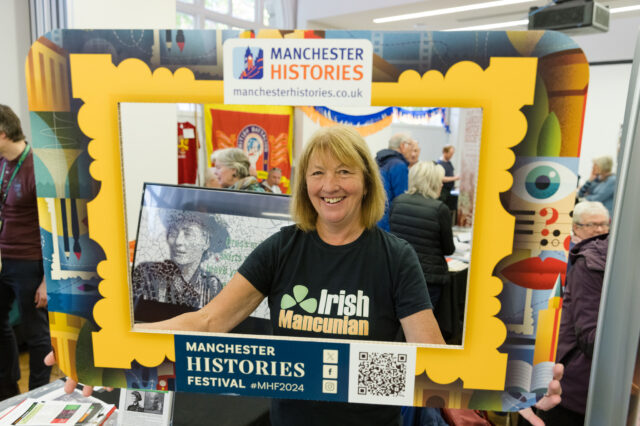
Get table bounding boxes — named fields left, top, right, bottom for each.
left=0, top=380, right=271, bottom=426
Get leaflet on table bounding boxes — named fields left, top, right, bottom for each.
left=0, top=398, right=115, bottom=426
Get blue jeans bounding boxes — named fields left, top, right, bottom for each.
left=0, top=259, right=51, bottom=395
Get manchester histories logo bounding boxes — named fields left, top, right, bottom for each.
left=224, top=38, right=372, bottom=106
left=234, top=46, right=263, bottom=79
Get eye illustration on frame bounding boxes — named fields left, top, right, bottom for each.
left=512, top=161, right=576, bottom=204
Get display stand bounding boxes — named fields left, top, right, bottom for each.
left=586, top=30, right=640, bottom=425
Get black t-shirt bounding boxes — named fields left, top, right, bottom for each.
left=436, top=159, right=455, bottom=193
left=238, top=225, right=431, bottom=426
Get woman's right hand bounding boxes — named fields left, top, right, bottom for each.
left=44, top=351, right=95, bottom=396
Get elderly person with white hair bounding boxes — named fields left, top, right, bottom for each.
left=571, top=201, right=610, bottom=245
left=578, top=155, right=617, bottom=217
left=213, top=148, right=265, bottom=192
left=568, top=201, right=610, bottom=274
left=388, top=161, right=455, bottom=309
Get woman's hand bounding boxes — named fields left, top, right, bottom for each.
left=43, top=351, right=100, bottom=397
left=518, top=363, right=564, bottom=425
left=589, top=164, right=599, bottom=181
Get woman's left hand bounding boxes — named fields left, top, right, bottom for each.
left=518, top=363, right=564, bottom=425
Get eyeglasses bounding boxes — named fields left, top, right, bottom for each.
left=576, top=222, right=610, bottom=229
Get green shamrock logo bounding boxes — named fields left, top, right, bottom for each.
left=280, top=285, right=318, bottom=313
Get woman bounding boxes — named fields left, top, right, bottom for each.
left=389, top=161, right=455, bottom=309
left=213, top=147, right=265, bottom=192
left=152, top=125, right=443, bottom=425
left=47, top=126, right=562, bottom=424
left=578, top=155, right=616, bottom=217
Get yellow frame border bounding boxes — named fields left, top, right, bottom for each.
left=70, top=53, right=537, bottom=391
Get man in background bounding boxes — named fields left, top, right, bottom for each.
left=436, top=145, right=460, bottom=210
left=0, top=104, right=51, bottom=399
left=375, top=133, right=418, bottom=231
left=260, top=167, right=282, bottom=193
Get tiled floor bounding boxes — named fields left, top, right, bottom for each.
left=17, top=352, right=65, bottom=394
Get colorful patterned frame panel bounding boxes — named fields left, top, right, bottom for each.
left=29, top=29, right=588, bottom=410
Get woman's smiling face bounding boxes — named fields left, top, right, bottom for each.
left=305, top=150, right=365, bottom=232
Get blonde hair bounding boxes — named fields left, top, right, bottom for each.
left=593, top=155, right=613, bottom=174
left=214, top=148, right=250, bottom=178
left=407, top=161, right=445, bottom=199
left=291, top=125, right=386, bottom=232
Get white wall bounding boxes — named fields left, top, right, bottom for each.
left=67, top=0, right=176, bottom=28
left=571, top=16, right=639, bottom=62
left=579, top=63, right=632, bottom=184
left=120, top=103, right=178, bottom=241
left=0, top=0, right=33, bottom=140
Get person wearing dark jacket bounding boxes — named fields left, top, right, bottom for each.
left=540, top=232, right=609, bottom=426
left=375, top=133, right=418, bottom=231
left=389, top=161, right=455, bottom=308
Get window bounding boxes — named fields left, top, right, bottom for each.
left=176, top=0, right=286, bottom=30
left=176, top=12, right=196, bottom=29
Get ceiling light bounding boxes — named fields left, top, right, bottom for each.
left=445, top=19, right=529, bottom=31
left=373, top=0, right=538, bottom=24
left=610, top=5, right=640, bottom=14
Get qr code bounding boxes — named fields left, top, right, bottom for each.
left=357, top=352, right=407, bottom=397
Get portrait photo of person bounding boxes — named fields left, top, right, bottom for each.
left=126, top=390, right=144, bottom=412
left=132, top=210, right=229, bottom=323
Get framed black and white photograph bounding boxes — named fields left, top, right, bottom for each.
left=130, top=184, right=292, bottom=332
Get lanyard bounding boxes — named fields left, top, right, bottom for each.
left=0, top=144, right=31, bottom=207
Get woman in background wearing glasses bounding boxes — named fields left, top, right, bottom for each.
left=540, top=200, right=610, bottom=426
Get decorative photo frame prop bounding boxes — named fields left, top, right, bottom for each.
left=29, top=29, right=588, bottom=410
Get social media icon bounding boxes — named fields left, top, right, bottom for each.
left=323, top=364, right=338, bottom=379
left=323, top=380, right=337, bottom=394
left=323, top=349, right=338, bottom=364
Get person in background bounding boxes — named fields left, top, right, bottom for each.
left=567, top=201, right=609, bottom=274
left=260, top=167, right=282, bottom=193
left=436, top=145, right=460, bottom=211
left=408, top=142, right=421, bottom=168
left=204, top=167, right=220, bottom=188
left=375, top=133, right=419, bottom=231
left=578, top=155, right=617, bottom=217
left=539, top=229, right=610, bottom=425
left=389, top=161, right=455, bottom=310
left=570, top=201, right=610, bottom=246
left=213, top=148, right=265, bottom=192
left=0, top=104, right=51, bottom=399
